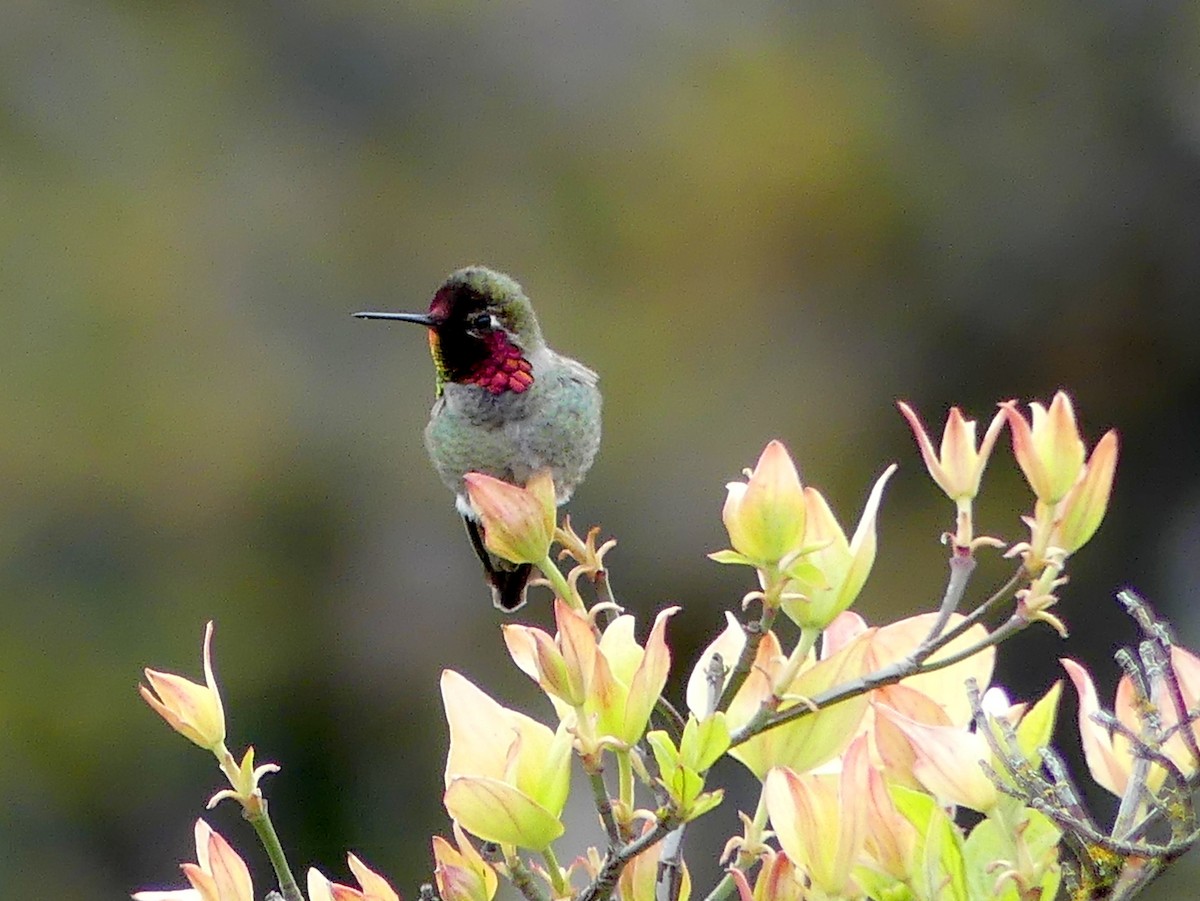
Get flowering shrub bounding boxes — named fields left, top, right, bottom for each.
left=134, top=392, right=1199, bottom=901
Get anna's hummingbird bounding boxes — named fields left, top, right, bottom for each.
left=355, top=266, right=602, bottom=611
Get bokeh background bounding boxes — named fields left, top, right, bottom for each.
left=3, top=2, right=1200, bottom=898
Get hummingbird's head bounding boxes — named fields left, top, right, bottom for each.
left=355, top=266, right=544, bottom=396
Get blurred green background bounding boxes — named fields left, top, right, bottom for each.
left=3, top=2, right=1200, bottom=898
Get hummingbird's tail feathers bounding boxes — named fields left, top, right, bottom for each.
left=463, top=514, right=490, bottom=565
left=462, top=515, right=533, bottom=612
left=489, top=563, right=533, bottom=612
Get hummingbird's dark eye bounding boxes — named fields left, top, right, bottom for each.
left=468, top=312, right=492, bottom=332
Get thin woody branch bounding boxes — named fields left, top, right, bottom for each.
left=578, top=819, right=678, bottom=901
left=729, top=598, right=1031, bottom=743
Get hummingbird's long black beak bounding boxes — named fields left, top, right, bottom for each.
left=352, top=311, right=438, bottom=327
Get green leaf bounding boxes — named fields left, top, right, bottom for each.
left=680, top=712, right=731, bottom=772
left=666, top=765, right=705, bottom=809
left=646, top=730, right=680, bottom=777
left=922, top=807, right=967, bottom=901
left=519, top=723, right=573, bottom=818
left=963, top=818, right=1012, bottom=901
left=961, top=807, right=1062, bottom=901
left=444, top=777, right=565, bottom=851
left=783, top=558, right=828, bottom=587
left=853, top=867, right=917, bottom=901
left=889, top=784, right=938, bottom=837
left=1015, top=681, right=1062, bottom=765
left=1036, top=864, right=1062, bottom=901
left=1020, top=807, right=1063, bottom=864
left=682, top=787, right=724, bottom=821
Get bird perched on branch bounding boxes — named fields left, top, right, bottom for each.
left=356, top=266, right=602, bottom=611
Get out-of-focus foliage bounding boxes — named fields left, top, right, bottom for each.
left=1, top=2, right=1198, bottom=898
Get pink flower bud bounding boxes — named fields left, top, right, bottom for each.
left=132, top=820, right=252, bottom=901
left=898, top=402, right=1005, bottom=501
left=720, top=440, right=807, bottom=566
left=764, top=736, right=870, bottom=896
left=433, top=824, right=498, bottom=901
left=308, top=855, right=401, bottom=901
left=139, top=622, right=226, bottom=753
left=464, top=470, right=557, bottom=564
left=1002, top=391, right=1088, bottom=505
left=875, top=707, right=998, bottom=813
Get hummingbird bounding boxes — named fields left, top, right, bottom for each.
left=355, top=266, right=602, bottom=611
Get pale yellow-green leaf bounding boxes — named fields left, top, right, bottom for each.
left=444, top=777, right=564, bottom=851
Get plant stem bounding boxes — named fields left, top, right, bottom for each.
left=933, top=564, right=1025, bottom=648
left=542, top=845, right=569, bottom=898
left=772, top=626, right=819, bottom=697
left=578, top=820, right=676, bottom=901
left=588, top=767, right=622, bottom=846
left=655, top=825, right=687, bottom=901
left=539, top=555, right=582, bottom=611
left=702, top=871, right=736, bottom=901
left=726, top=557, right=1035, bottom=744
left=913, top=614, right=1029, bottom=672
left=245, top=800, right=303, bottom=901
left=617, top=750, right=635, bottom=822
left=915, top=551, right=977, bottom=653
left=734, top=612, right=1032, bottom=741
left=654, top=695, right=687, bottom=741
left=507, top=851, right=552, bottom=901
left=718, top=603, right=778, bottom=713
left=734, top=626, right=818, bottom=740
left=595, top=568, right=619, bottom=616
left=702, top=790, right=770, bottom=901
